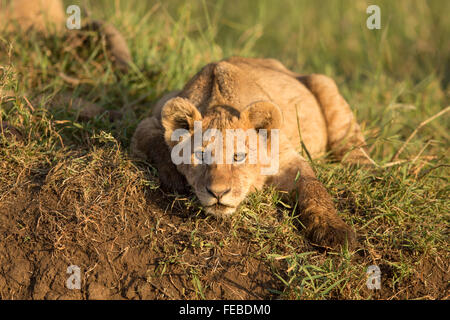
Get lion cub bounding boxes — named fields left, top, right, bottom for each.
left=132, top=57, right=371, bottom=248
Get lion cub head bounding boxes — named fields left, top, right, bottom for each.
left=161, top=97, right=282, bottom=217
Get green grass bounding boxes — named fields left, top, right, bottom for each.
left=0, top=0, right=449, bottom=300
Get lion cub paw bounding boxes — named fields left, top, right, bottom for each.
left=305, top=218, right=356, bottom=249
left=157, top=165, right=190, bottom=194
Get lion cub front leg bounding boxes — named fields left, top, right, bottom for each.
left=274, top=155, right=355, bottom=248
left=296, top=173, right=356, bottom=249
left=131, top=116, right=188, bottom=194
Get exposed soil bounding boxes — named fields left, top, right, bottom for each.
left=0, top=147, right=283, bottom=300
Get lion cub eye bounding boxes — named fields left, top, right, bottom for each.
left=233, top=152, right=247, bottom=163
left=194, top=150, right=204, bottom=161
left=194, top=150, right=211, bottom=163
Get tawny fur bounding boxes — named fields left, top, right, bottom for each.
left=1, top=0, right=131, bottom=72
left=2, top=0, right=65, bottom=33
left=132, top=57, right=371, bottom=248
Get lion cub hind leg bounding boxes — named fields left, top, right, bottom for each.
left=298, top=74, right=373, bottom=165
left=131, top=116, right=188, bottom=194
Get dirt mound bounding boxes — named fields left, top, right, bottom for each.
left=0, top=143, right=281, bottom=299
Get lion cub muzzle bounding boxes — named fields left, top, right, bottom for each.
left=202, top=165, right=237, bottom=216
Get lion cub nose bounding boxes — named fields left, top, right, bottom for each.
left=206, top=185, right=231, bottom=200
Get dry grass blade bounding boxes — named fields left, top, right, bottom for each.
left=391, top=106, right=450, bottom=161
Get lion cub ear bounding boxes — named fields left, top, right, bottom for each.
left=240, top=101, right=283, bottom=131
left=161, top=97, right=202, bottom=147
